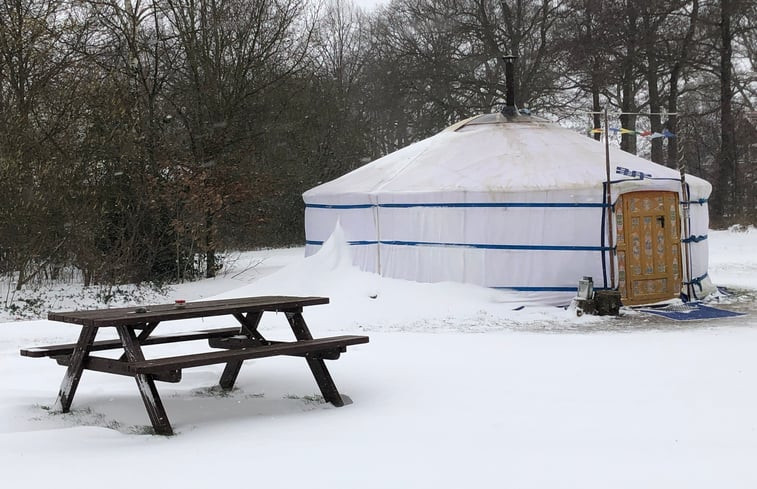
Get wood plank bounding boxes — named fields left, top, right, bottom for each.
left=20, top=327, right=242, bottom=357
left=209, top=337, right=344, bottom=360
left=54, top=355, right=181, bottom=383
left=53, top=326, right=97, bottom=413
left=117, top=325, right=174, bottom=436
left=218, top=311, right=264, bottom=390
left=208, top=336, right=271, bottom=349
left=47, top=296, right=329, bottom=327
left=234, top=311, right=265, bottom=341
left=285, top=312, right=344, bottom=406
left=285, top=311, right=313, bottom=340
left=218, top=360, right=244, bottom=390
left=119, top=322, right=160, bottom=361
left=132, top=335, right=369, bottom=373
left=304, top=355, right=344, bottom=406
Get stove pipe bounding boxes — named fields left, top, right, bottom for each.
left=501, top=55, right=518, bottom=116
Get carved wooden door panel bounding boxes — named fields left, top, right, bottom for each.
left=616, top=191, right=682, bottom=305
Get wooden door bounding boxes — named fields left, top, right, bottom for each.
left=615, top=191, right=682, bottom=305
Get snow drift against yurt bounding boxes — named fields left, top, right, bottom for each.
left=303, top=112, right=715, bottom=305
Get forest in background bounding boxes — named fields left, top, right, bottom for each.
left=0, top=0, right=755, bottom=289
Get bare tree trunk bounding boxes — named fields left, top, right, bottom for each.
left=592, top=81, right=601, bottom=141
left=666, top=79, right=680, bottom=169
left=666, top=0, right=699, bottom=169
left=713, top=0, right=736, bottom=224
left=646, top=49, right=664, bottom=163
left=620, top=4, right=639, bottom=154
left=205, top=211, right=216, bottom=279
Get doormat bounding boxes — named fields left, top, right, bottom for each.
left=639, top=303, right=746, bottom=321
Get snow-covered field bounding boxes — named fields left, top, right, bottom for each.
left=1, top=227, right=755, bottom=488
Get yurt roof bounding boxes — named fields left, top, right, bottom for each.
left=304, top=113, right=711, bottom=201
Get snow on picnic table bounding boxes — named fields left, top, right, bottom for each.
left=0, top=226, right=756, bottom=488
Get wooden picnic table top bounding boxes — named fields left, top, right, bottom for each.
left=47, top=296, right=330, bottom=328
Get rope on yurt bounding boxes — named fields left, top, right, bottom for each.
left=683, top=272, right=709, bottom=294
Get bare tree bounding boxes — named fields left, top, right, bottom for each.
left=163, top=0, right=312, bottom=277
left=0, top=0, right=90, bottom=288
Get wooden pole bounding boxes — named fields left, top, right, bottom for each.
left=604, top=108, right=616, bottom=289
left=677, top=121, right=694, bottom=300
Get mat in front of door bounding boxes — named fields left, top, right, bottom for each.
left=638, top=303, right=746, bottom=321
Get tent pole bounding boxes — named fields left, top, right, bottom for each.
left=604, top=108, right=616, bottom=289
left=374, top=201, right=382, bottom=274
left=677, top=121, right=694, bottom=301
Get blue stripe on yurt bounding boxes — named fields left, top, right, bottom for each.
left=380, top=241, right=609, bottom=251
left=681, top=234, right=708, bottom=243
left=681, top=198, right=708, bottom=205
left=494, top=286, right=610, bottom=292
left=306, top=240, right=376, bottom=246
left=495, top=286, right=579, bottom=292
left=377, top=202, right=607, bottom=208
left=305, top=203, right=374, bottom=209
left=306, top=240, right=609, bottom=251
left=305, top=202, right=607, bottom=209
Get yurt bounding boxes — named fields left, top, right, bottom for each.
left=303, top=111, right=716, bottom=306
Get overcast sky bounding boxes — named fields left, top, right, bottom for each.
left=351, top=0, right=388, bottom=12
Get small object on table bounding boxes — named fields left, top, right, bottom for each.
left=174, top=299, right=186, bottom=309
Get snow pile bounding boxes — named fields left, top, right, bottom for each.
left=214, top=223, right=598, bottom=332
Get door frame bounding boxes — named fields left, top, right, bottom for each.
left=614, top=190, right=683, bottom=305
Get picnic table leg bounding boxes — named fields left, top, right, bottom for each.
left=118, top=322, right=159, bottom=361
left=285, top=311, right=345, bottom=407
left=116, top=325, right=174, bottom=436
left=53, top=326, right=98, bottom=413
left=219, top=311, right=265, bottom=390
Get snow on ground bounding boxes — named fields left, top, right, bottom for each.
left=0, top=227, right=755, bottom=488
left=708, top=226, right=757, bottom=290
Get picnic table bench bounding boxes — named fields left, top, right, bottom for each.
left=20, top=296, right=369, bottom=435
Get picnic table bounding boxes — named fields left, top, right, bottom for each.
left=20, top=296, right=369, bottom=435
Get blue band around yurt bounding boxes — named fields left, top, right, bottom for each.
left=377, top=202, right=608, bottom=208
left=494, top=286, right=610, bottom=292
left=305, top=202, right=608, bottom=210
left=306, top=239, right=610, bottom=252
left=305, top=203, right=374, bottom=209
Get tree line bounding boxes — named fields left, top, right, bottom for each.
left=0, top=0, right=755, bottom=289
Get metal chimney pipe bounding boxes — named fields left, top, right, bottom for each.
left=502, top=55, right=518, bottom=116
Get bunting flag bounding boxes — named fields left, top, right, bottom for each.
left=588, top=127, right=676, bottom=138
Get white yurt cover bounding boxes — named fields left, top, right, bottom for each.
left=303, top=113, right=715, bottom=304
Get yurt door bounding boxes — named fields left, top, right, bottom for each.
left=615, top=191, right=682, bottom=306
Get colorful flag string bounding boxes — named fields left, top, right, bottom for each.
left=589, top=127, right=676, bottom=138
